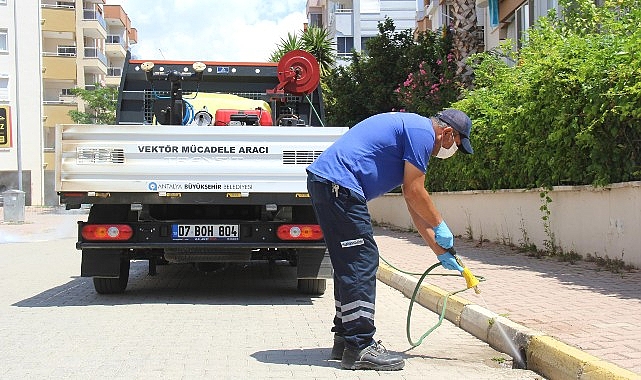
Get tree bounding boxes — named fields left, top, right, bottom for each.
left=68, top=84, right=118, bottom=124
left=269, top=32, right=304, bottom=62
left=395, top=28, right=460, bottom=117
left=452, top=0, right=481, bottom=87
left=324, top=18, right=457, bottom=127
left=269, top=26, right=335, bottom=77
left=301, top=26, right=336, bottom=77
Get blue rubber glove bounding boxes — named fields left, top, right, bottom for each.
left=437, top=251, right=464, bottom=272
left=433, top=220, right=454, bottom=249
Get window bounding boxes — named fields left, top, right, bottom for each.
left=57, top=45, right=76, bottom=56
left=0, top=77, right=8, bottom=100
left=44, top=127, right=55, bottom=151
left=60, top=88, right=74, bottom=96
left=441, top=3, right=454, bottom=28
left=0, top=29, right=8, bottom=52
left=336, top=37, right=354, bottom=56
left=309, top=13, right=323, bottom=28
left=361, top=37, right=374, bottom=55
left=107, top=67, right=122, bottom=77
left=106, top=35, right=121, bottom=44
left=515, top=2, right=530, bottom=49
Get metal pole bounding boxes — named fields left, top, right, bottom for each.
left=12, top=0, right=23, bottom=192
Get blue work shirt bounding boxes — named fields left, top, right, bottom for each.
left=307, top=112, right=436, bottom=201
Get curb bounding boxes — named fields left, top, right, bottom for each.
left=377, top=262, right=641, bottom=380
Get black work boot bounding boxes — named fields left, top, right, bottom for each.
left=331, top=335, right=345, bottom=360
left=341, top=340, right=405, bottom=371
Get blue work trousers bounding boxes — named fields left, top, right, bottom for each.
left=307, top=171, right=378, bottom=350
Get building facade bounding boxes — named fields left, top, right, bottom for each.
left=0, top=0, right=44, bottom=206
left=419, top=0, right=558, bottom=53
left=308, top=0, right=561, bottom=63
left=307, top=0, right=422, bottom=63
left=40, top=0, right=136, bottom=204
left=0, top=0, right=137, bottom=206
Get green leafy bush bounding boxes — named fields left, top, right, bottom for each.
left=426, top=0, right=641, bottom=191
left=324, top=19, right=455, bottom=127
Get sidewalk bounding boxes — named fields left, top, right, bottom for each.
left=374, top=225, right=641, bottom=377
left=0, top=206, right=86, bottom=243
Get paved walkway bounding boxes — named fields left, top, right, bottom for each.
left=374, top=225, right=641, bottom=375
left=2, top=207, right=640, bottom=377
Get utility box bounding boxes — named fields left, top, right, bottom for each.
left=2, top=190, right=25, bottom=223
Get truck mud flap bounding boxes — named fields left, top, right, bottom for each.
left=297, top=249, right=333, bottom=279
left=81, top=249, right=123, bottom=278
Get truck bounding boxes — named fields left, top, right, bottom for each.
left=56, top=50, right=347, bottom=295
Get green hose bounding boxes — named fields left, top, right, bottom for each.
left=379, top=255, right=484, bottom=347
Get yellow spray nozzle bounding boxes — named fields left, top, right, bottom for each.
left=449, top=249, right=481, bottom=294
left=462, top=267, right=481, bottom=294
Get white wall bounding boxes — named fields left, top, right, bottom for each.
left=368, top=181, right=641, bottom=268
left=0, top=0, right=44, bottom=205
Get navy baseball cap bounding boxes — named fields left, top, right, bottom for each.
left=436, top=109, right=474, bottom=154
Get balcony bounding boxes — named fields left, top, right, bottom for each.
left=103, top=5, right=129, bottom=28
left=128, top=28, right=138, bottom=44
left=43, top=103, right=77, bottom=128
left=107, top=67, right=122, bottom=77
left=42, top=54, right=77, bottom=81
left=83, top=47, right=108, bottom=75
left=41, top=6, right=75, bottom=37
left=105, top=67, right=122, bottom=86
left=82, top=9, right=108, bottom=39
left=106, top=35, right=126, bottom=58
left=335, top=11, right=353, bottom=36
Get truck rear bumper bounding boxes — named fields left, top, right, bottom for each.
left=76, top=220, right=325, bottom=250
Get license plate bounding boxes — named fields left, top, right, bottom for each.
left=171, top=224, right=239, bottom=241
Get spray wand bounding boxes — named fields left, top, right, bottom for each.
left=450, top=248, right=481, bottom=294
left=379, top=247, right=484, bottom=347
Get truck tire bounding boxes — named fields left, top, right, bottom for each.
left=297, top=279, right=326, bottom=295
left=93, top=258, right=130, bottom=294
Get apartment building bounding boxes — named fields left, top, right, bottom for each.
left=40, top=0, right=136, bottom=204
left=418, top=0, right=558, bottom=53
left=307, top=0, right=560, bottom=62
left=306, top=0, right=421, bottom=63
left=0, top=0, right=44, bottom=206
left=103, top=4, right=137, bottom=86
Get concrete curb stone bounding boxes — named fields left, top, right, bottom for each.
left=377, top=262, right=641, bottom=380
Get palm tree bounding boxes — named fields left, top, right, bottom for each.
left=301, top=26, right=336, bottom=77
left=452, top=0, right=481, bottom=87
left=269, top=32, right=304, bottom=62
left=269, top=26, right=336, bottom=78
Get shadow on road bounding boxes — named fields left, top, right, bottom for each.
left=251, top=348, right=340, bottom=369
left=13, top=261, right=321, bottom=308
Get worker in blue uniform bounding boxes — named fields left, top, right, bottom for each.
left=306, top=109, right=474, bottom=371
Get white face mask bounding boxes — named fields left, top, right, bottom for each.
left=436, top=132, right=458, bottom=159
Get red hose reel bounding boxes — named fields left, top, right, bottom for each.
left=270, top=50, right=320, bottom=96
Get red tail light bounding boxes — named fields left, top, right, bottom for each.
left=277, top=224, right=324, bottom=241
left=81, top=224, right=133, bottom=241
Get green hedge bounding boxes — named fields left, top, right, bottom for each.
left=426, top=0, right=641, bottom=192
